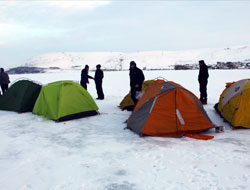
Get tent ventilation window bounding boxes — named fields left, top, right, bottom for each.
left=176, top=109, right=185, bottom=125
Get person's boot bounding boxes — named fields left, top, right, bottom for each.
left=203, top=98, right=207, bottom=105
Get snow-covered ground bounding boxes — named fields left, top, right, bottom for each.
left=0, top=70, right=250, bottom=190
left=23, top=45, right=250, bottom=70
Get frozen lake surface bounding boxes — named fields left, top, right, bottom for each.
left=0, top=70, right=250, bottom=190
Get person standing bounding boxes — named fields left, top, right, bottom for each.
left=80, top=65, right=94, bottom=90
left=94, top=64, right=104, bottom=100
left=198, top=60, right=209, bottom=104
left=129, top=61, right=145, bottom=105
left=0, top=68, right=10, bottom=94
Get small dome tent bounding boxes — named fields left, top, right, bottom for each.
left=0, top=79, right=41, bottom=113
left=127, top=81, right=214, bottom=137
left=33, top=81, right=98, bottom=121
left=120, top=79, right=165, bottom=111
left=214, top=79, right=250, bottom=128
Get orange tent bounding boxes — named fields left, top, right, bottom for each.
left=127, top=80, right=214, bottom=137
left=119, top=79, right=165, bottom=111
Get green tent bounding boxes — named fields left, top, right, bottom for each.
left=33, top=80, right=98, bottom=121
left=0, top=80, right=42, bottom=112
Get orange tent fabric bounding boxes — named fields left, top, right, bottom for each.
left=127, top=81, right=214, bottom=137
left=119, top=79, right=165, bottom=111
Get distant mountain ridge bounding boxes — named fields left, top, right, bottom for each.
left=22, top=45, right=250, bottom=71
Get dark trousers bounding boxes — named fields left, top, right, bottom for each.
left=95, top=81, right=104, bottom=99
left=131, top=85, right=142, bottom=105
left=199, top=80, right=207, bottom=103
left=1, top=84, right=8, bottom=94
left=81, top=82, right=87, bottom=90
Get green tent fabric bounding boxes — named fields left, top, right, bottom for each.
left=33, top=80, right=98, bottom=121
left=0, top=80, right=42, bottom=113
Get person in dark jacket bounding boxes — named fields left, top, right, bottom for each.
left=129, top=61, right=145, bottom=105
left=0, top=68, right=10, bottom=94
left=94, top=64, right=104, bottom=100
left=198, top=60, right=209, bottom=104
left=80, top=65, right=94, bottom=90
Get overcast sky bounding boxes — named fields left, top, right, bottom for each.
left=1, top=1, right=250, bottom=67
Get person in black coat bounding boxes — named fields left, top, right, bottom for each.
left=129, top=61, right=145, bottom=105
left=0, top=68, right=10, bottom=94
left=80, top=65, right=94, bottom=90
left=198, top=60, right=209, bottom=104
left=95, top=64, right=104, bottom=100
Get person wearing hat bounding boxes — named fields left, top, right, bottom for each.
left=80, top=65, right=94, bottom=90
left=129, top=61, right=145, bottom=105
left=198, top=60, right=209, bottom=104
left=94, top=64, right=104, bottom=100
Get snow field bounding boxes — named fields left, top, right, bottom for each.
left=0, top=70, right=250, bottom=190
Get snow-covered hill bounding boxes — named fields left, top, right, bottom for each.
left=24, top=45, right=250, bottom=70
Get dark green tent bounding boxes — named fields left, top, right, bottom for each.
left=0, top=80, right=42, bottom=113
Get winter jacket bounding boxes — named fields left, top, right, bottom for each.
left=129, top=66, right=145, bottom=88
left=95, top=69, right=104, bottom=83
left=198, top=64, right=209, bottom=83
left=0, top=71, right=10, bottom=85
left=81, top=69, right=93, bottom=84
